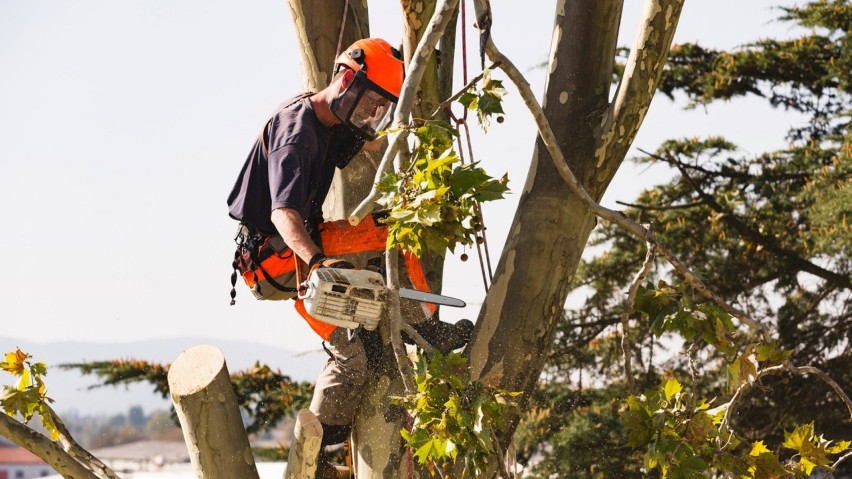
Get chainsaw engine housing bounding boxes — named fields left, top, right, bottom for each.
left=301, top=268, right=386, bottom=330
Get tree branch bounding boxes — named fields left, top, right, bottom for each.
left=0, top=414, right=98, bottom=479
left=615, top=200, right=704, bottom=211
left=784, top=364, right=852, bottom=418
left=664, top=150, right=852, bottom=290
left=637, top=147, right=812, bottom=182
left=467, top=1, right=770, bottom=340
left=349, top=0, right=461, bottom=224
left=401, top=322, right=435, bottom=355
left=427, top=62, right=501, bottom=120
left=824, top=450, right=852, bottom=479
left=597, top=0, right=686, bottom=168
left=46, top=404, right=121, bottom=479
left=719, top=362, right=852, bottom=450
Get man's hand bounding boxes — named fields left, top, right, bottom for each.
left=308, top=254, right=355, bottom=271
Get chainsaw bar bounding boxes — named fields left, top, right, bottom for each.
left=398, top=288, right=466, bottom=308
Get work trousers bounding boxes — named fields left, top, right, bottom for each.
left=309, top=327, right=370, bottom=429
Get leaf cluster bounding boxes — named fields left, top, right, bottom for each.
left=457, top=69, right=508, bottom=132
left=395, top=352, right=519, bottom=478
left=377, top=119, right=508, bottom=258
left=624, top=377, right=850, bottom=479
left=1, top=349, right=59, bottom=440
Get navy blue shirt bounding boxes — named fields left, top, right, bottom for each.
left=228, top=96, right=364, bottom=235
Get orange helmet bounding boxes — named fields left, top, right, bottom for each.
left=334, top=38, right=404, bottom=98
left=331, top=39, right=405, bottom=139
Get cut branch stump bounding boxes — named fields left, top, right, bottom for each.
left=168, top=344, right=260, bottom=479
left=284, top=409, right=323, bottom=479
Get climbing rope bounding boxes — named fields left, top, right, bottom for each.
left=334, top=0, right=351, bottom=59
left=450, top=0, right=495, bottom=292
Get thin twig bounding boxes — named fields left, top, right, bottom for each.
left=785, top=364, right=852, bottom=417
left=717, top=365, right=786, bottom=441
left=823, top=450, right=852, bottom=479
left=615, top=200, right=705, bottom=211
left=490, top=429, right=511, bottom=479
left=718, top=362, right=852, bottom=451
left=427, top=61, right=501, bottom=120
left=621, top=227, right=656, bottom=392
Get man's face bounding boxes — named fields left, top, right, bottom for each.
left=349, top=88, right=394, bottom=137
left=331, top=69, right=398, bottom=140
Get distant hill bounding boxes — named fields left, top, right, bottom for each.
left=0, top=337, right=327, bottom=416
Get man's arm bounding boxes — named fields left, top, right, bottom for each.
left=270, top=207, right=321, bottom=264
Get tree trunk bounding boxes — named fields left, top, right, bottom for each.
left=350, top=348, right=415, bottom=478
left=168, top=344, right=260, bottom=479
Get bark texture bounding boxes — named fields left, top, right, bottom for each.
left=168, top=345, right=260, bottom=479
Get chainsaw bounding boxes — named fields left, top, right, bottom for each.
left=299, top=267, right=466, bottom=330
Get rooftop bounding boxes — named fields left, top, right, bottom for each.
left=0, top=446, right=45, bottom=465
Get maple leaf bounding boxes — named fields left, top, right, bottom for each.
left=1, top=349, right=28, bottom=376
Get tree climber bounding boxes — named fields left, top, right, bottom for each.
left=227, top=38, right=473, bottom=477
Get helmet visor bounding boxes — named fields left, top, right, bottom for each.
left=333, top=71, right=398, bottom=139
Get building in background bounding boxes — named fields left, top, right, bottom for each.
left=0, top=446, right=56, bottom=479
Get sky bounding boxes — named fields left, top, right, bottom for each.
left=0, top=0, right=807, bottom=366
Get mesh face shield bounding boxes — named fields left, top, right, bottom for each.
left=331, top=71, right=398, bottom=140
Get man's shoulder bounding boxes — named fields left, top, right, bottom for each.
left=269, top=97, right=323, bottom=151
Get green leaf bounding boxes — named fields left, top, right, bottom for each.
left=621, top=408, right=654, bottom=447
left=755, top=342, right=794, bottom=364
left=413, top=438, right=436, bottom=464
left=458, top=92, right=477, bottom=109
left=799, top=457, right=817, bottom=475
left=15, top=368, right=30, bottom=391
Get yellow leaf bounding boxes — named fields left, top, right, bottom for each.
left=750, top=440, right=770, bottom=456
left=1, top=349, right=28, bottom=375
left=664, top=378, right=682, bottom=401
left=15, top=369, right=31, bottom=391
left=827, top=440, right=851, bottom=454
left=799, top=457, right=817, bottom=475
